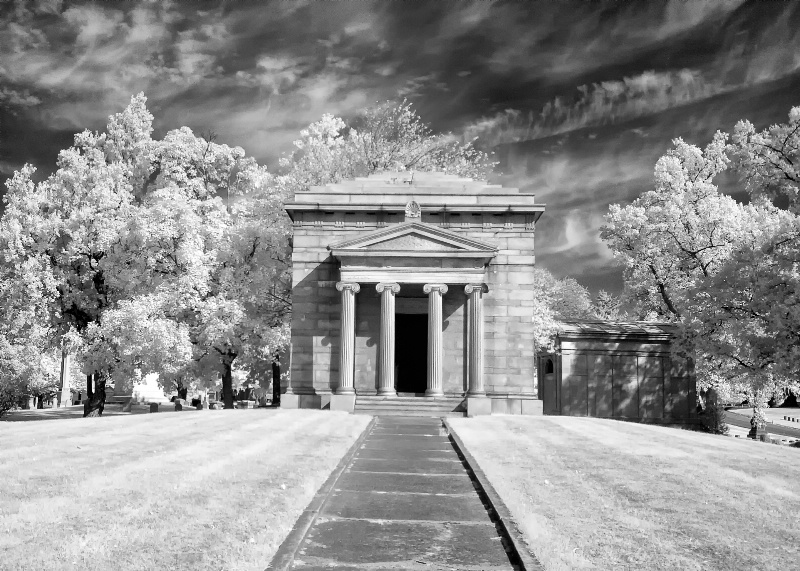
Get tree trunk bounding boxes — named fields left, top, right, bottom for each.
left=176, top=378, right=188, bottom=401
left=86, top=374, right=94, bottom=400
left=83, top=374, right=106, bottom=417
left=222, top=359, right=235, bottom=409
left=36, top=395, right=43, bottom=409
left=271, top=359, right=281, bottom=407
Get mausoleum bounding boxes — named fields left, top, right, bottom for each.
left=283, top=172, right=545, bottom=416
left=539, top=321, right=698, bottom=423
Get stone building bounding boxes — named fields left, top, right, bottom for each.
left=283, top=171, right=545, bottom=416
left=538, top=321, right=698, bottom=423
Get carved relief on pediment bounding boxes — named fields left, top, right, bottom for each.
left=364, top=234, right=458, bottom=251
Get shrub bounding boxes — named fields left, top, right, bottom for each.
left=701, top=401, right=729, bottom=435
left=0, top=378, right=25, bottom=418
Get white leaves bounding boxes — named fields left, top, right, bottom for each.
left=531, top=268, right=596, bottom=352
left=279, top=100, right=497, bottom=195
left=603, top=104, right=800, bottom=402
left=1, top=91, right=292, bottom=392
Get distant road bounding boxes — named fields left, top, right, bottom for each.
left=724, top=410, right=800, bottom=438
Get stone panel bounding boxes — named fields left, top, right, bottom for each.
left=665, top=356, right=690, bottom=418
left=592, top=354, right=614, bottom=417
left=612, top=355, right=639, bottom=418
left=637, top=356, right=664, bottom=419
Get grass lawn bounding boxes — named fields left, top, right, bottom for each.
left=0, top=409, right=370, bottom=571
left=449, top=416, right=800, bottom=571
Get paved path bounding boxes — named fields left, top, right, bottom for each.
left=289, top=416, right=516, bottom=570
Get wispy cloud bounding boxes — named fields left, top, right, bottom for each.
left=0, top=87, right=41, bottom=109
left=465, top=69, right=725, bottom=146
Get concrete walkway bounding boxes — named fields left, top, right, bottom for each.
left=288, top=416, right=516, bottom=570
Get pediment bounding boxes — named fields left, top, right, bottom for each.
left=328, top=222, right=497, bottom=256
left=364, top=234, right=459, bottom=251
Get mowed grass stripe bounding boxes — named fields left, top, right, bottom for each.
left=450, top=416, right=800, bottom=571
left=0, top=410, right=370, bottom=571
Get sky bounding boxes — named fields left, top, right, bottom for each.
left=2, top=0, right=800, bottom=296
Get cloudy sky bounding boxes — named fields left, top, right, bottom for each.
left=2, top=0, right=800, bottom=295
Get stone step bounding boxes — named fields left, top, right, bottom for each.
left=354, top=400, right=463, bottom=408
left=355, top=399, right=463, bottom=405
left=354, top=396, right=466, bottom=416
left=354, top=409, right=467, bottom=417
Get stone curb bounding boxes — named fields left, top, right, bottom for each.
left=265, top=416, right=378, bottom=571
left=444, top=419, right=545, bottom=571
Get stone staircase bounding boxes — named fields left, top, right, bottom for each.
left=354, top=395, right=467, bottom=417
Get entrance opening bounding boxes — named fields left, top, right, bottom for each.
left=395, top=314, right=428, bottom=394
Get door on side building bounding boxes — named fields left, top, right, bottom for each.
left=395, top=313, right=428, bottom=394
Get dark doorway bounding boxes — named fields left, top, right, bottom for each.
left=395, top=314, right=428, bottom=394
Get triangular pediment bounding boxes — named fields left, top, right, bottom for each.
left=329, top=222, right=497, bottom=254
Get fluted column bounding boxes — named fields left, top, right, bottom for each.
left=335, top=282, right=360, bottom=394
left=423, top=284, right=448, bottom=397
left=376, top=283, right=400, bottom=396
left=465, top=284, right=488, bottom=396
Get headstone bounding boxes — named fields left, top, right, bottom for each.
left=149, top=403, right=159, bottom=413
left=174, top=400, right=184, bottom=411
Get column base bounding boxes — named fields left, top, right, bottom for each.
left=330, top=393, right=356, bottom=413
left=467, top=397, right=492, bottom=417
left=376, top=388, right=397, bottom=397
left=424, top=389, right=444, bottom=397
left=335, top=387, right=356, bottom=395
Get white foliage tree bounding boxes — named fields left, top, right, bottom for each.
left=602, top=108, right=800, bottom=426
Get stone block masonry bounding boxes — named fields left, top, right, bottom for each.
left=284, top=171, right=545, bottom=415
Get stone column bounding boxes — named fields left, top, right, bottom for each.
left=335, top=282, right=360, bottom=394
left=423, top=284, right=448, bottom=397
left=465, top=284, right=488, bottom=397
left=376, top=283, right=400, bottom=396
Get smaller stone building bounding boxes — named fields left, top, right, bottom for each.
left=538, top=321, right=697, bottom=423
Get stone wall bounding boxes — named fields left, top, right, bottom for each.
left=469, top=221, right=536, bottom=397
left=540, top=337, right=697, bottom=422
left=288, top=210, right=537, bottom=399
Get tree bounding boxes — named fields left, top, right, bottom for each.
left=594, top=290, right=625, bottom=321
left=531, top=268, right=597, bottom=352
left=0, top=96, right=154, bottom=416
left=1, top=94, right=292, bottom=414
left=601, top=111, right=800, bottom=425
left=278, top=100, right=497, bottom=195
left=87, top=118, right=292, bottom=409
left=601, top=133, right=784, bottom=320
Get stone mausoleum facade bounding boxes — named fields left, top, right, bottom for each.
left=283, top=171, right=545, bottom=416
left=539, top=321, right=698, bottom=423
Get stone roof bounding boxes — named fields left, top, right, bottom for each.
left=285, top=171, right=545, bottom=215
left=556, top=320, right=677, bottom=340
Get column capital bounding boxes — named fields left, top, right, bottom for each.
left=336, top=281, right=361, bottom=294
left=376, top=282, right=401, bottom=294
left=423, top=283, right=449, bottom=295
left=464, top=283, right=489, bottom=295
